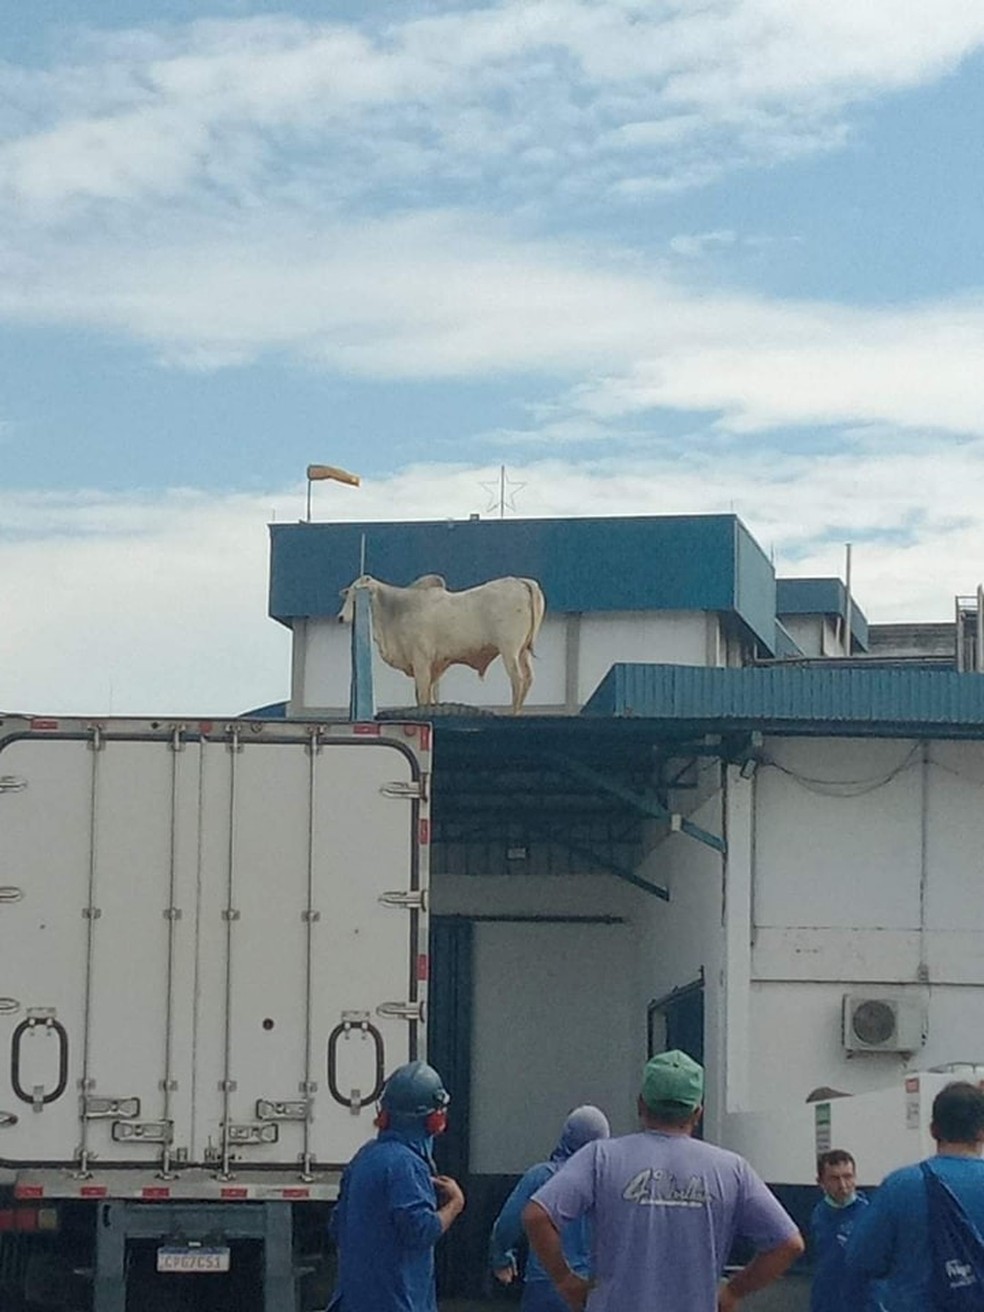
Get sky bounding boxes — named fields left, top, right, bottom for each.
left=3, top=0, right=984, bottom=715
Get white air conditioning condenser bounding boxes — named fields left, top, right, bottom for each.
left=842, top=994, right=927, bottom=1054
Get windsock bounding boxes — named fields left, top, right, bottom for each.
left=306, top=464, right=361, bottom=486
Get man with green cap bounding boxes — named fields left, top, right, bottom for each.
left=523, top=1050, right=804, bottom=1311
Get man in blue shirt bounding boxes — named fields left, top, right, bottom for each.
left=810, top=1148, right=881, bottom=1312
left=329, top=1061, right=465, bottom=1311
left=846, top=1080, right=984, bottom=1311
left=490, top=1105, right=610, bottom=1310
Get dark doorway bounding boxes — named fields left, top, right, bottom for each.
left=428, top=917, right=474, bottom=1296
left=647, top=971, right=705, bottom=1064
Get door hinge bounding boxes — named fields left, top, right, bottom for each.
left=112, top=1120, right=173, bottom=1143
left=256, top=1099, right=311, bottom=1122
left=225, top=1122, right=279, bottom=1145
left=375, top=1000, right=424, bottom=1023
left=0, top=776, right=27, bottom=794
left=0, top=887, right=24, bottom=903
left=381, top=779, right=428, bottom=801
left=84, top=1096, right=140, bottom=1119
left=378, top=889, right=426, bottom=911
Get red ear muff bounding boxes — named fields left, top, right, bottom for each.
left=425, top=1108, right=447, bottom=1136
left=374, top=1108, right=390, bottom=1131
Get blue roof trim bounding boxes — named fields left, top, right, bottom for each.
left=583, top=663, right=984, bottom=732
left=777, top=578, right=869, bottom=650
left=268, top=514, right=778, bottom=651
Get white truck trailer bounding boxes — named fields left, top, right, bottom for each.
left=0, top=714, right=431, bottom=1312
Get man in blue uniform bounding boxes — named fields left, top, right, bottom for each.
left=810, top=1148, right=882, bottom=1312
left=846, top=1080, right=984, bottom=1311
left=329, top=1061, right=465, bottom=1311
left=490, top=1105, right=611, bottom=1310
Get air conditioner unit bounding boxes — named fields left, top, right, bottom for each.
left=842, top=995, right=927, bottom=1054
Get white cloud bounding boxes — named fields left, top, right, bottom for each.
left=2, top=207, right=983, bottom=444
left=3, top=0, right=984, bottom=214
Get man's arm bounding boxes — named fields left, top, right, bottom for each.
left=432, top=1174, right=465, bottom=1234
left=522, top=1201, right=590, bottom=1312
left=490, top=1166, right=548, bottom=1282
left=718, top=1234, right=805, bottom=1310
left=390, top=1162, right=463, bottom=1250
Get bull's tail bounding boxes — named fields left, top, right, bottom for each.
left=520, top=578, right=546, bottom=654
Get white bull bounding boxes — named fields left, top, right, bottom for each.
left=338, top=574, right=546, bottom=714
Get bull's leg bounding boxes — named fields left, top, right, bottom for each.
left=501, top=650, right=525, bottom=714
left=412, top=659, right=434, bottom=707
left=517, top=645, right=534, bottom=707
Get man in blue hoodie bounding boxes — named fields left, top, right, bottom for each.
left=846, top=1081, right=984, bottom=1312
left=490, top=1105, right=611, bottom=1310
left=810, top=1149, right=882, bottom=1312
left=329, top=1061, right=465, bottom=1311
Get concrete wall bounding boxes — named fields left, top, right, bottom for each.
left=744, top=736, right=984, bottom=1112
left=781, top=615, right=846, bottom=658
left=290, top=611, right=728, bottom=714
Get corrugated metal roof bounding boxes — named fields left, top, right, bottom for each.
left=583, top=663, right=984, bottom=733
left=269, top=513, right=779, bottom=652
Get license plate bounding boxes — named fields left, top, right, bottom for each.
left=157, top=1246, right=230, bottom=1273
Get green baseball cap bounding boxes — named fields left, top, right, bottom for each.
left=641, top=1050, right=704, bottom=1113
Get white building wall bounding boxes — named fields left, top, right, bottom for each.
left=291, top=610, right=725, bottom=715
left=576, top=613, right=714, bottom=704
left=745, top=736, right=984, bottom=1115
left=630, top=788, right=729, bottom=1137
left=780, top=615, right=847, bottom=658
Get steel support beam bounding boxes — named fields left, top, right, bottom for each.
left=538, top=824, right=669, bottom=900
left=545, top=753, right=726, bottom=854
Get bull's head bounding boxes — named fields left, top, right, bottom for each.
left=337, top=574, right=375, bottom=624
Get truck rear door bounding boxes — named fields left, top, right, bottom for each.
left=0, top=718, right=429, bottom=1180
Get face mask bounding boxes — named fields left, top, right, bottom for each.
left=823, top=1191, right=857, bottom=1209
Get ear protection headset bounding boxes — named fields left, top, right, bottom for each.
left=374, top=1106, right=447, bottom=1135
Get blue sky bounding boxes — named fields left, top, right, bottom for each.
left=3, top=0, right=984, bottom=713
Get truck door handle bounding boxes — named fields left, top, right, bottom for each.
left=10, top=1017, right=69, bottom=1108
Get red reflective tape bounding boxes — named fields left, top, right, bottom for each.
left=80, top=1186, right=107, bottom=1198
left=417, top=954, right=429, bottom=981
left=29, top=719, right=59, bottom=731
left=221, top=1188, right=248, bottom=1200
left=419, top=818, right=430, bottom=845
left=15, top=1208, right=39, bottom=1233
left=905, top=1077, right=919, bottom=1092
left=15, top=1185, right=43, bottom=1199
left=402, top=724, right=418, bottom=737
left=281, top=1188, right=309, bottom=1199
left=198, top=720, right=214, bottom=735
left=0, top=1210, right=13, bottom=1231
left=353, top=724, right=381, bottom=736
left=419, top=725, right=431, bottom=751
left=141, top=1187, right=171, bottom=1200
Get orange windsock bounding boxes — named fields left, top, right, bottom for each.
left=306, top=464, right=361, bottom=487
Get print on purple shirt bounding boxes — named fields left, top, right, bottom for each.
left=532, top=1131, right=800, bottom=1312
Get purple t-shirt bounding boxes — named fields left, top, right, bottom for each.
left=532, top=1130, right=799, bottom=1312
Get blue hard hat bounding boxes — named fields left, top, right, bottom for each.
left=380, top=1061, right=450, bottom=1119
